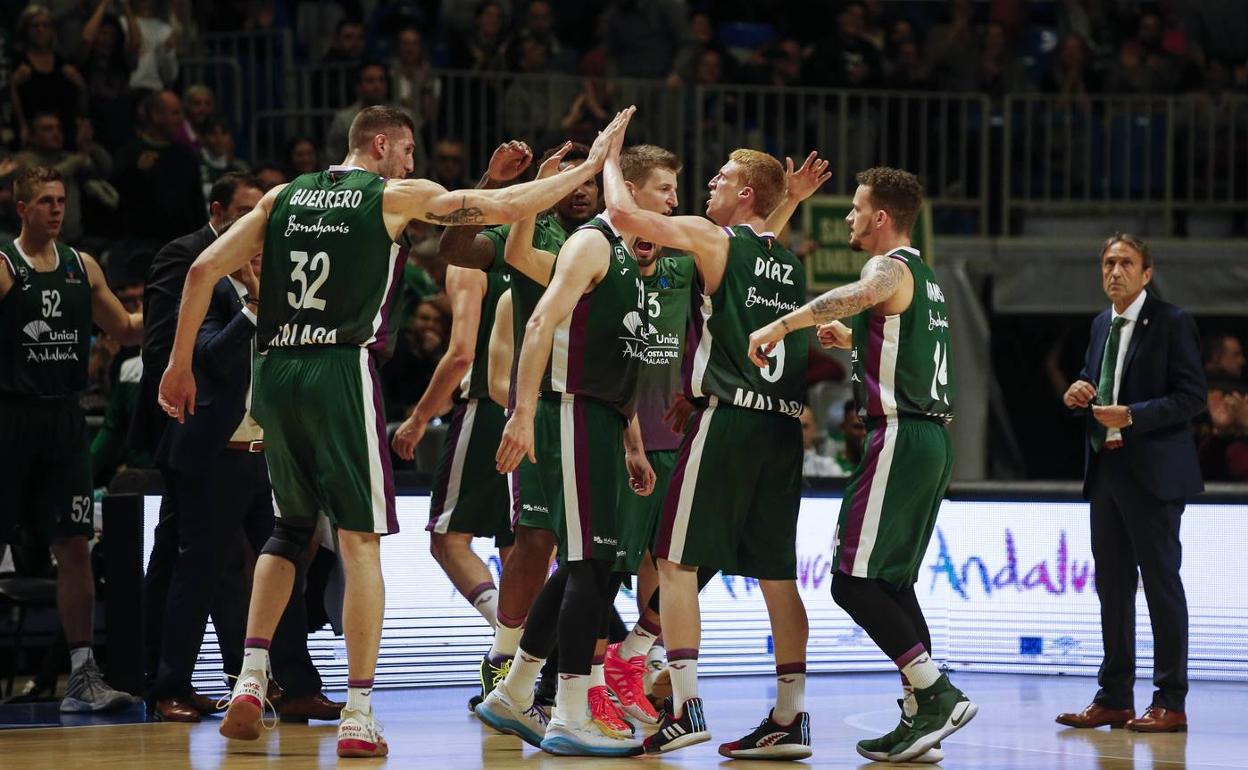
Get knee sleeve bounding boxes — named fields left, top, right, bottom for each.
left=261, top=519, right=315, bottom=566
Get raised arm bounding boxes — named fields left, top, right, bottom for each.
left=495, top=231, right=609, bottom=472
left=764, top=151, right=831, bottom=235
left=391, top=266, right=488, bottom=460
left=435, top=141, right=533, bottom=270
left=83, top=252, right=143, bottom=345
left=504, top=142, right=574, bottom=286
left=487, top=289, right=514, bottom=408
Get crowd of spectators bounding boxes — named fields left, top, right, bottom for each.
left=1198, top=333, right=1248, bottom=482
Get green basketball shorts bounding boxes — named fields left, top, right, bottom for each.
left=426, top=398, right=514, bottom=547
left=615, top=449, right=679, bottom=574
left=533, top=394, right=627, bottom=564
left=653, top=398, right=802, bottom=580
left=511, top=456, right=552, bottom=532
left=0, top=396, right=94, bottom=542
left=835, top=417, right=953, bottom=587
left=253, top=346, right=398, bottom=535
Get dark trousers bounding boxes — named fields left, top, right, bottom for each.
left=1089, top=450, right=1189, bottom=712
left=149, top=449, right=321, bottom=700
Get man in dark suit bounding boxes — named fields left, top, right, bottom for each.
left=1057, top=233, right=1205, bottom=734
left=149, top=237, right=342, bottom=723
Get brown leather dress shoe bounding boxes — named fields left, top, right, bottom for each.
left=1126, top=706, right=1187, bottom=732
left=153, top=698, right=202, bottom=723
left=189, top=692, right=224, bottom=715
left=278, top=692, right=346, bottom=722
left=1056, top=703, right=1136, bottom=728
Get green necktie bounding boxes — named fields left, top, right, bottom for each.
left=1091, top=316, right=1127, bottom=453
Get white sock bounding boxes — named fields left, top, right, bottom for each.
left=471, top=586, right=499, bottom=627
left=502, top=647, right=545, bottom=703
left=668, top=652, right=699, bottom=712
left=773, top=665, right=806, bottom=725
left=553, top=672, right=589, bottom=723
left=900, top=672, right=917, bottom=716
left=591, top=662, right=606, bottom=689
left=488, top=622, right=523, bottom=664
left=621, top=623, right=659, bottom=660
left=347, top=679, right=373, bottom=714
left=900, top=648, right=941, bottom=690
left=69, top=645, right=93, bottom=672
left=241, top=646, right=269, bottom=676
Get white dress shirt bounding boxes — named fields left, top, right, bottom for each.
left=1106, top=288, right=1147, bottom=442
left=226, top=275, right=263, bottom=443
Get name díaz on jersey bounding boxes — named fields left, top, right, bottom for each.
left=268, top=322, right=339, bottom=346
left=288, top=187, right=364, bottom=210
left=755, top=255, right=795, bottom=285
left=744, top=285, right=802, bottom=314
left=926, top=280, right=946, bottom=303
left=732, top=387, right=803, bottom=416
left=928, top=309, right=949, bottom=331
left=285, top=215, right=351, bottom=239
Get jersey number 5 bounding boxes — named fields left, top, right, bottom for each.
left=287, top=250, right=330, bottom=311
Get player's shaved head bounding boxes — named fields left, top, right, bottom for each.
left=348, top=105, right=416, bottom=151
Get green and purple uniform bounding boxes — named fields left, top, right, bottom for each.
left=426, top=239, right=514, bottom=546
left=616, top=253, right=695, bottom=573
left=534, top=214, right=645, bottom=563
left=252, top=166, right=402, bottom=535
left=0, top=240, right=94, bottom=541
left=482, top=214, right=573, bottom=532
left=655, top=225, right=809, bottom=580
left=836, top=246, right=954, bottom=587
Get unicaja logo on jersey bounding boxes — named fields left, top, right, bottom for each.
left=621, top=311, right=654, bottom=361
left=23, top=320, right=51, bottom=341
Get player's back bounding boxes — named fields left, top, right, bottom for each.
left=258, top=167, right=402, bottom=353
left=686, top=225, right=809, bottom=416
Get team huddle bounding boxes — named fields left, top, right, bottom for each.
left=150, top=104, right=976, bottom=761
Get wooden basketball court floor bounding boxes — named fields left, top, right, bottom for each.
left=1, top=671, right=1244, bottom=768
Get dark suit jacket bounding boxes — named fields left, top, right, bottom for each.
left=1078, top=292, right=1206, bottom=501
left=131, top=224, right=217, bottom=456
left=155, top=276, right=256, bottom=475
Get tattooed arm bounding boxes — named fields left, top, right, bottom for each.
left=746, top=255, right=906, bottom=367
left=435, top=141, right=533, bottom=270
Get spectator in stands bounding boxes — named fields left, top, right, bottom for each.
left=199, top=116, right=250, bottom=202
left=520, top=0, right=576, bottom=74
left=926, top=0, right=980, bottom=92
left=10, top=4, right=87, bottom=148
left=860, top=0, right=889, bottom=52
left=390, top=25, right=439, bottom=137
left=90, top=262, right=151, bottom=486
left=76, top=3, right=138, bottom=153
left=178, top=84, right=216, bottom=153
left=313, top=18, right=367, bottom=110
left=808, top=0, right=885, bottom=88
left=1200, top=380, right=1248, bottom=480
left=382, top=298, right=449, bottom=421
left=977, top=20, right=1027, bottom=98
left=0, top=155, right=19, bottom=241
left=800, top=406, right=844, bottom=477
left=253, top=163, right=287, bottom=191
left=746, top=37, right=805, bottom=88
left=503, top=34, right=562, bottom=150
left=1105, top=11, right=1185, bottom=93
left=560, top=75, right=618, bottom=147
left=1042, top=34, right=1099, bottom=105
left=325, top=61, right=426, bottom=176
left=429, top=138, right=473, bottom=190
left=112, top=89, right=206, bottom=269
left=601, top=0, right=692, bottom=84
left=886, top=38, right=932, bottom=90
left=1204, top=333, right=1245, bottom=380
left=15, top=113, right=113, bottom=248
left=675, top=10, right=733, bottom=84
left=284, top=136, right=319, bottom=179
left=449, top=0, right=510, bottom=72
left=128, top=0, right=180, bottom=93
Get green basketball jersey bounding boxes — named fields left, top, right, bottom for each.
left=636, top=253, right=695, bottom=451
left=0, top=241, right=92, bottom=397
left=542, top=214, right=646, bottom=419
left=457, top=246, right=512, bottom=402
left=686, top=225, right=809, bottom=416
left=258, top=167, right=402, bottom=352
left=849, top=247, right=954, bottom=421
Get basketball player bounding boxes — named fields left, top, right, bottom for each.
left=604, top=146, right=822, bottom=759
left=1, top=166, right=142, bottom=713
left=158, top=105, right=631, bottom=758
left=390, top=142, right=535, bottom=640
left=482, top=106, right=658, bottom=757
left=747, top=167, right=976, bottom=763
left=451, top=141, right=601, bottom=710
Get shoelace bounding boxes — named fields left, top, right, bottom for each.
left=589, top=688, right=630, bottom=733
left=491, top=659, right=512, bottom=690
left=218, top=672, right=279, bottom=731
left=522, top=702, right=549, bottom=727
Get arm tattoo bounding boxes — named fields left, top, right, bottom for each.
left=425, top=196, right=487, bottom=225
left=809, top=256, right=906, bottom=324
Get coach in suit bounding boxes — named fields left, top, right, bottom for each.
left=1057, top=234, right=1205, bottom=733
left=150, top=244, right=341, bottom=722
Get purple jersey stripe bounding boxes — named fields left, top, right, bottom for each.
left=367, top=243, right=407, bottom=354
left=681, top=274, right=708, bottom=395
left=655, top=407, right=705, bottom=559
left=573, top=398, right=594, bottom=560
left=367, top=352, right=399, bottom=533
left=566, top=294, right=593, bottom=393
left=426, top=401, right=466, bottom=528
left=837, top=423, right=886, bottom=574
left=865, top=313, right=886, bottom=416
